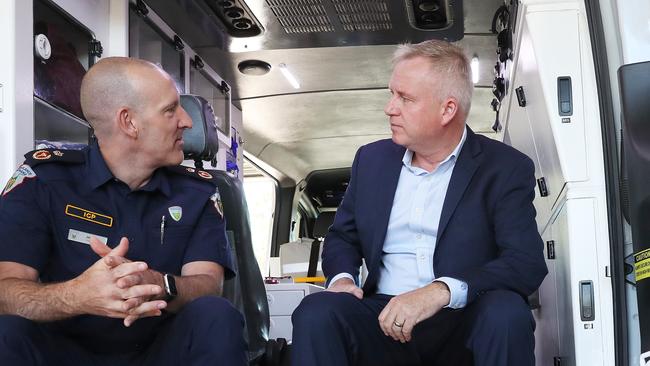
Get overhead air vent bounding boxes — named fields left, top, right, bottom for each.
left=266, top=0, right=391, bottom=34
left=406, top=0, right=452, bottom=30
left=204, top=0, right=263, bottom=37
left=332, top=1, right=392, bottom=32
left=266, top=0, right=334, bottom=34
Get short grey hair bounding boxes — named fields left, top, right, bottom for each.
left=393, top=40, right=473, bottom=115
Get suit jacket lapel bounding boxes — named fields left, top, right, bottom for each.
left=437, top=128, right=481, bottom=242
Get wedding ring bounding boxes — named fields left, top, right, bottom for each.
left=393, top=321, right=404, bottom=328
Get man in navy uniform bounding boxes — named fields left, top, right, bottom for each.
left=0, top=57, right=247, bottom=365
left=292, top=40, right=547, bottom=365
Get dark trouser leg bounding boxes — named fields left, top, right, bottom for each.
left=291, top=292, right=462, bottom=366
left=140, top=296, right=248, bottom=366
left=437, top=290, right=536, bottom=366
left=0, top=315, right=98, bottom=366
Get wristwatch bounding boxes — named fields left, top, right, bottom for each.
left=162, top=273, right=177, bottom=302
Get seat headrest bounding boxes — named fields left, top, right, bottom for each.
left=313, top=211, right=336, bottom=239
left=180, top=94, right=219, bottom=162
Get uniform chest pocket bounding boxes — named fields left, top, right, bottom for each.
left=144, top=224, right=194, bottom=273
left=151, top=224, right=193, bottom=246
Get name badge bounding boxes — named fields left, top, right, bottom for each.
left=67, top=229, right=108, bottom=246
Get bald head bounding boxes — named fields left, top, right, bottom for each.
left=80, top=57, right=172, bottom=135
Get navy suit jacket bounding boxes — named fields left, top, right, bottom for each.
left=322, top=127, right=548, bottom=304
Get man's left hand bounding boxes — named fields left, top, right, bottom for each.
left=378, top=281, right=450, bottom=343
left=90, top=237, right=166, bottom=327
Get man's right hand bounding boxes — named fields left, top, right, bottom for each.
left=326, top=277, right=364, bottom=299
left=69, top=237, right=166, bottom=320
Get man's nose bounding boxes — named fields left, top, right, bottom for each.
left=384, top=97, right=398, bottom=116
left=179, top=106, right=193, bottom=129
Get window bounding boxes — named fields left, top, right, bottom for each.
left=243, top=160, right=276, bottom=277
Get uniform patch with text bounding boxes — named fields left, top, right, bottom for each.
left=65, top=204, right=114, bottom=227
left=2, top=165, right=36, bottom=196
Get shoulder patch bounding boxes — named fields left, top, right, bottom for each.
left=210, top=187, right=224, bottom=219
left=2, top=164, right=36, bottom=196
left=166, top=165, right=219, bottom=184
left=23, top=148, right=85, bottom=168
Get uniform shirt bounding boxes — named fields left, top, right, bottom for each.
left=330, top=128, right=468, bottom=308
left=0, top=143, right=234, bottom=352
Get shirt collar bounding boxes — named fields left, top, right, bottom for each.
left=86, top=142, right=171, bottom=196
left=86, top=142, right=114, bottom=190
left=402, top=126, right=468, bottom=174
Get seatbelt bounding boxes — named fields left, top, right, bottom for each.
left=307, top=238, right=321, bottom=278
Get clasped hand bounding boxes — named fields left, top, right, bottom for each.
left=73, top=237, right=166, bottom=327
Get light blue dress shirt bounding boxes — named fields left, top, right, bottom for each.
left=330, top=128, right=468, bottom=309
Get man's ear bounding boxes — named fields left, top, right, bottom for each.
left=117, top=107, right=138, bottom=139
left=440, top=98, right=459, bottom=126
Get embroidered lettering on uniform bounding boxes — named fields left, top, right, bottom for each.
left=1, top=165, right=36, bottom=196
left=168, top=206, right=182, bottom=222
left=198, top=171, right=213, bottom=179
left=65, top=204, right=114, bottom=227
left=53, top=150, right=64, bottom=157
left=186, top=168, right=195, bottom=173
left=32, top=150, right=52, bottom=160
left=210, top=188, right=224, bottom=218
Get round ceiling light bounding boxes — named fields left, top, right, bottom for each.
left=238, top=59, right=272, bottom=76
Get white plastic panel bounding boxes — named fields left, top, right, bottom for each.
left=502, top=87, right=550, bottom=233
left=0, top=0, right=34, bottom=185
left=564, top=198, right=609, bottom=365
left=265, top=283, right=324, bottom=343
left=524, top=8, right=588, bottom=183
left=268, top=315, right=293, bottom=341
left=617, top=0, right=650, bottom=65
left=266, top=290, right=305, bottom=316
left=516, top=21, right=565, bottom=212
left=52, top=0, right=111, bottom=51
left=552, top=201, right=577, bottom=365
left=533, top=227, right=561, bottom=366
left=108, top=0, right=129, bottom=57
left=506, top=2, right=615, bottom=365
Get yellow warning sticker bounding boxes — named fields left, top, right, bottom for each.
left=634, top=248, right=650, bottom=282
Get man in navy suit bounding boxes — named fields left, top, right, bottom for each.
left=291, top=40, right=548, bottom=365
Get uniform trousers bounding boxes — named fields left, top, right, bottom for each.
left=291, top=290, right=535, bottom=366
left=0, top=296, right=247, bottom=366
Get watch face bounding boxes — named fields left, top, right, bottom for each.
left=164, top=274, right=178, bottom=297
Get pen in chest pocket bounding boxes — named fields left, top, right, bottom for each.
left=160, top=215, right=166, bottom=245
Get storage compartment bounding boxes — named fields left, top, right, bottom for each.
left=190, top=66, right=231, bottom=137
left=129, top=6, right=185, bottom=93
left=33, top=0, right=96, bottom=143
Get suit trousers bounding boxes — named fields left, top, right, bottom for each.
left=291, top=290, right=535, bottom=366
left=0, top=296, right=248, bottom=366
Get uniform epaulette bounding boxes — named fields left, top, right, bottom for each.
left=23, top=148, right=86, bottom=167
left=166, top=165, right=220, bottom=185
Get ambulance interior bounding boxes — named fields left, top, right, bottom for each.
left=1, top=0, right=649, bottom=365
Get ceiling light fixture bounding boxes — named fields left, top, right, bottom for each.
left=238, top=59, right=271, bottom=75
left=471, top=56, right=479, bottom=84
left=278, top=63, right=300, bottom=89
